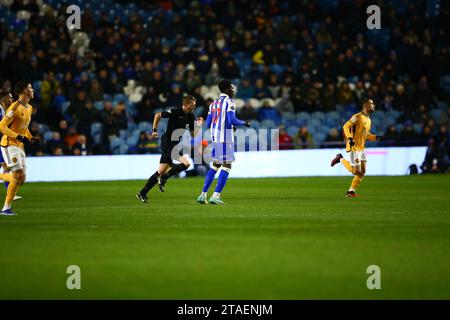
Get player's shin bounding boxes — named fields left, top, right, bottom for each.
left=349, top=175, right=363, bottom=192
left=140, top=171, right=159, bottom=196
left=202, top=166, right=219, bottom=194
left=212, top=167, right=231, bottom=198
left=3, top=178, right=20, bottom=210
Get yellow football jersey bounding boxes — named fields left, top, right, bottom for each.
left=0, top=101, right=33, bottom=148
left=343, top=112, right=376, bottom=152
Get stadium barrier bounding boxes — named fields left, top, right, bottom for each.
left=25, top=147, right=427, bottom=182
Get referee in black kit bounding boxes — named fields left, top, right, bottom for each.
left=136, top=95, right=202, bottom=203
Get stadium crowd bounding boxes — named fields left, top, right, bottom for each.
left=0, top=0, right=449, bottom=171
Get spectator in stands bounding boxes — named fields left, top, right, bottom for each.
left=166, top=83, right=183, bottom=107
left=268, top=74, right=281, bottom=99
left=57, top=119, right=68, bottom=140
left=65, top=127, right=79, bottom=151
left=136, top=87, right=158, bottom=123
left=137, top=131, right=159, bottom=154
left=112, top=101, right=128, bottom=131
left=400, top=121, right=421, bottom=146
left=293, top=127, right=314, bottom=149
left=384, top=125, right=402, bottom=146
left=72, top=135, right=92, bottom=156
left=236, top=79, right=255, bottom=100
left=77, top=101, right=99, bottom=138
left=421, top=137, right=449, bottom=173
left=275, top=95, right=294, bottom=114
left=254, top=78, right=272, bottom=99
left=323, top=128, right=341, bottom=147
left=278, top=126, right=293, bottom=150
left=322, top=82, right=337, bottom=111
left=336, top=82, right=355, bottom=106
left=257, top=99, right=280, bottom=124
left=239, top=101, right=257, bottom=122
left=47, top=132, right=66, bottom=155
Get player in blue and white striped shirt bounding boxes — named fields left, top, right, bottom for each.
left=197, top=80, right=250, bottom=204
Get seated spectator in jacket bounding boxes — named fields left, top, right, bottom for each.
left=254, top=78, right=273, bottom=99
left=336, top=81, right=355, bottom=106
left=47, top=132, right=66, bottom=155
left=239, top=101, right=257, bottom=121
left=293, top=127, right=314, bottom=149
left=323, top=128, right=341, bottom=147
left=400, top=121, right=421, bottom=146
left=72, top=135, right=92, bottom=156
left=137, top=131, right=159, bottom=154
left=65, top=126, right=80, bottom=150
left=257, top=100, right=281, bottom=124
left=278, top=126, right=294, bottom=150
left=236, top=79, right=255, bottom=100
left=421, top=137, right=449, bottom=173
left=383, top=125, right=402, bottom=146
left=275, top=95, right=294, bottom=114
left=166, top=83, right=184, bottom=107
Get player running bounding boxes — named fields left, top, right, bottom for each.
left=197, top=79, right=250, bottom=205
left=136, top=95, right=201, bottom=203
left=0, top=91, right=23, bottom=201
left=0, top=82, right=38, bottom=215
left=330, top=98, right=383, bottom=197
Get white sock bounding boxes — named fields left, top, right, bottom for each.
left=349, top=188, right=355, bottom=192
left=201, top=192, right=207, bottom=197
left=2, top=203, right=11, bottom=211
left=212, top=192, right=220, bottom=198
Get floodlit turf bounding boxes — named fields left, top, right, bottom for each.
left=0, top=175, right=449, bottom=299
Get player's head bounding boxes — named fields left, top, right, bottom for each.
left=362, top=98, right=376, bottom=114
left=218, top=79, right=236, bottom=98
left=15, top=81, right=34, bottom=99
left=182, top=95, right=196, bottom=113
left=0, top=91, right=13, bottom=108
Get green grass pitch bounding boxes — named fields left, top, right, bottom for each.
left=0, top=175, right=449, bottom=299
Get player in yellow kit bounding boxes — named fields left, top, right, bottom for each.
left=0, top=82, right=38, bottom=215
left=330, top=99, right=383, bottom=197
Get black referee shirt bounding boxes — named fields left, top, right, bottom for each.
left=160, top=107, right=195, bottom=143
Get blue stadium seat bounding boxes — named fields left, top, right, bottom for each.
left=93, top=133, right=102, bottom=145
left=430, top=109, right=442, bottom=122
left=119, top=144, right=129, bottom=155
left=119, top=129, right=128, bottom=139
left=127, top=136, right=138, bottom=146
left=94, top=101, right=104, bottom=111
left=287, top=126, right=299, bottom=137
left=91, top=122, right=103, bottom=136
left=43, top=131, right=54, bottom=142
left=138, top=121, right=152, bottom=131
left=413, top=123, right=422, bottom=134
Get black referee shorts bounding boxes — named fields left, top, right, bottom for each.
left=160, top=137, right=183, bottom=165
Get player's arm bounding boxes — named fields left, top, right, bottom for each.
left=205, top=102, right=213, bottom=128
left=152, top=111, right=167, bottom=138
left=0, top=110, right=19, bottom=139
left=226, top=101, right=250, bottom=127
left=367, top=133, right=383, bottom=141
left=343, top=114, right=359, bottom=145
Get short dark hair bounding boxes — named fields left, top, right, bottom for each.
left=218, top=79, right=232, bottom=93
left=0, top=91, right=10, bottom=101
left=183, top=95, right=196, bottom=104
left=14, top=81, right=29, bottom=96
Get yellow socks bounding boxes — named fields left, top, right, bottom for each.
left=350, top=175, right=363, bottom=192
left=5, top=180, right=20, bottom=205
left=341, top=159, right=353, bottom=173
left=0, top=173, right=12, bottom=182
